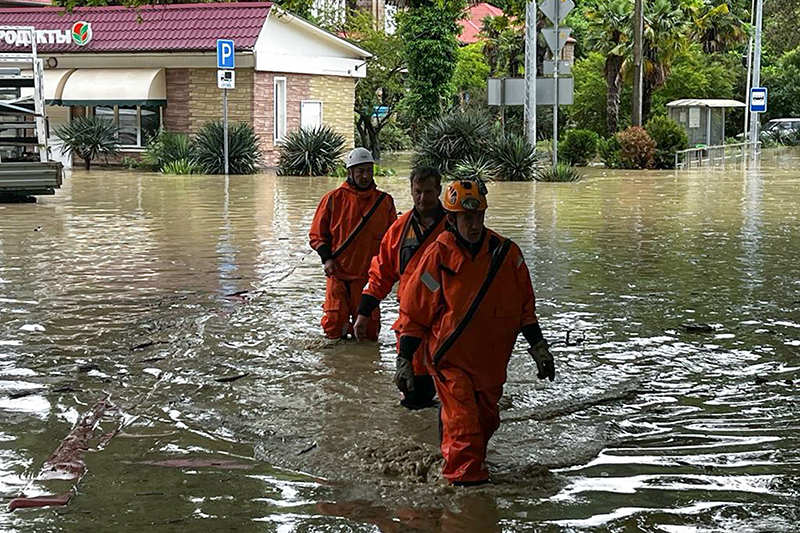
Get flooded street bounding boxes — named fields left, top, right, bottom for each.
left=1, top=151, right=798, bottom=531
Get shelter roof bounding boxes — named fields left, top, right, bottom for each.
left=667, top=99, right=746, bottom=108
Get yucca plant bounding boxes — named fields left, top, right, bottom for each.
left=488, top=134, right=539, bottom=181
left=54, top=116, right=119, bottom=171
left=142, top=131, right=193, bottom=171
left=451, top=155, right=498, bottom=183
left=194, top=121, right=262, bottom=175
left=161, top=158, right=206, bottom=175
left=413, top=112, right=492, bottom=174
left=277, top=126, right=346, bottom=176
left=536, top=163, right=585, bottom=182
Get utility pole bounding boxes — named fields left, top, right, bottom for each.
left=525, top=1, right=537, bottom=147
left=632, top=0, right=644, bottom=127
left=743, top=0, right=756, bottom=143
left=749, top=0, right=763, bottom=161
left=552, top=0, right=559, bottom=167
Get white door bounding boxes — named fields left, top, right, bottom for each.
left=301, top=101, right=322, bottom=130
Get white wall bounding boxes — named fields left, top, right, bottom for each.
left=254, top=11, right=368, bottom=78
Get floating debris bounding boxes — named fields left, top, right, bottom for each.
left=214, top=372, right=250, bottom=383
left=680, top=323, right=714, bottom=333
left=130, top=340, right=168, bottom=351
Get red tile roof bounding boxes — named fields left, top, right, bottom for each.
left=458, top=2, right=504, bottom=45
left=0, top=2, right=272, bottom=53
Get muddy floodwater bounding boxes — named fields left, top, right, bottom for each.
left=1, top=151, right=798, bottom=532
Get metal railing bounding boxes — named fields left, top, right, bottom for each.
left=674, top=141, right=761, bottom=170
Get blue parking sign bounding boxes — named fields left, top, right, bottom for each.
left=217, top=39, right=235, bottom=70
left=750, top=87, right=767, bottom=113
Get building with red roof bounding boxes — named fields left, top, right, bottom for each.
left=0, top=2, right=370, bottom=167
left=458, top=2, right=503, bottom=45
left=457, top=2, right=576, bottom=63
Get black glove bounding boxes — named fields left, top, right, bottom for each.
left=394, top=356, right=415, bottom=394
left=527, top=339, right=555, bottom=382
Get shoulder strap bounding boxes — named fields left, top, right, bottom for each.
left=331, top=192, right=388, bottom=260
left=432, top=238, right=513, bottom=366
left=399, top=208, right=447, bottom=275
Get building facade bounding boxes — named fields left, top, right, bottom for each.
left=0, top=2, right=370, bottom=167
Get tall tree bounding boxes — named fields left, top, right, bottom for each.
left=343, top=13, right=406, bottom=160
left=586, top=0, right=633, bottom=135
left=690, top=0, right=747, bottom=54
left=399, top=0, right=464, bottom=127
left=642, top=0, right=689, bottom=122
left=481, top=14, right=525, bottom=77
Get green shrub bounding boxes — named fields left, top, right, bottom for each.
left=142, top=131, right=193, bottom=172
left=645, top=116, right=688, bottom=169
left=278, top=126, right=345, bottom=176
left=120, top=156, right=144, bottom=170
left=560, top=129, right=600, bottom=166
left=617, top=127, right=656, bottom=169
left=488, top=133, right=538, bottom=181
left=451, top=155, right=498, bottom=182
left=413, top=112, right=491, bottom=174
left=194, top=121, right=262, bottom=175
left=598, top=137, right=623, bottom=168
left=379, top=122, right=412, bottom=151
left=536, top=139, right=553, bottom=164
left=536, top=163, right=585, bottom=182
left=54, top=115, right=119, bottom=171
left=162, top=158, right=206, bottom=175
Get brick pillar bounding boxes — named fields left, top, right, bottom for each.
left=163, top=69, right=189, bottom=132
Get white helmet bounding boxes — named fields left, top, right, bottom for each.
left=346, top=147, right=374, bottom=169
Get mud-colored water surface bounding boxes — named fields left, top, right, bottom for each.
left=1, top=151, right=798, bottom=531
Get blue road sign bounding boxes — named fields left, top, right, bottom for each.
left=750, top=87, right=767, bottom=113
left=217, top=39, right=235, bottom=70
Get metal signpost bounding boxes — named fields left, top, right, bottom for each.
left=492, top=0, right=575, bottom=163
left=539, top=0, right=573, bottom=167
left=524, top=1, right=537, bottom=147
left=217, top=39, right=235, bottom=175
left=748, top=0, right=763, bottom=162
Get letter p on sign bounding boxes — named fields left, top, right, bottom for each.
left=217, top=39, right=235, bottom=70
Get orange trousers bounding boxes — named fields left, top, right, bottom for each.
left=434, top=366, right=503, bottom=484
left=322, top=276, right=380, bottom=340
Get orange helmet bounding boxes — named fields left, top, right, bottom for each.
left=443, top=179, right=488, bottom=212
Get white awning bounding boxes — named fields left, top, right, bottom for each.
left=44, top=69, right=75, bottom=104
left=60, top=68, right=166, bottom=106
left=666, top=99, right=746, bottom=108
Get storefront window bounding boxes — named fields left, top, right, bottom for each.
left=141, top=106, right=160, bottom=145
left=118, top=106, right=138, bottom=146
left=89, top=105, right=162, bottom=147
left=94, top=105, right=115, bottom=123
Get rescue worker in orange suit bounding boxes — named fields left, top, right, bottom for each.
left=396, top=179, right=556, bottom=486
left=309, top=147, right=397, bottom=340
left=352, top=166, right=448, bottom=409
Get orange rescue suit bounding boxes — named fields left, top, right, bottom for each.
left=398, top=228, right=538, bottom=483
left=363, top=207, right=447, bottom=373
left=309, top=181, right=396, bottom=339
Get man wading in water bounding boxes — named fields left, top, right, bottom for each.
left=353, top=167, right=448, bottom=410
left=396, top=179, right=556, bottom=485
left=309, top=148, right=396, bottom=340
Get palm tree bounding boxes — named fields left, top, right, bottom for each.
left=642, top=0, right=690, bottom=122
left=481, top=15, right=526, bottom=77
left=690, top=1, right=747, bottom=54
left=586, top=0, right=633, bottom=136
